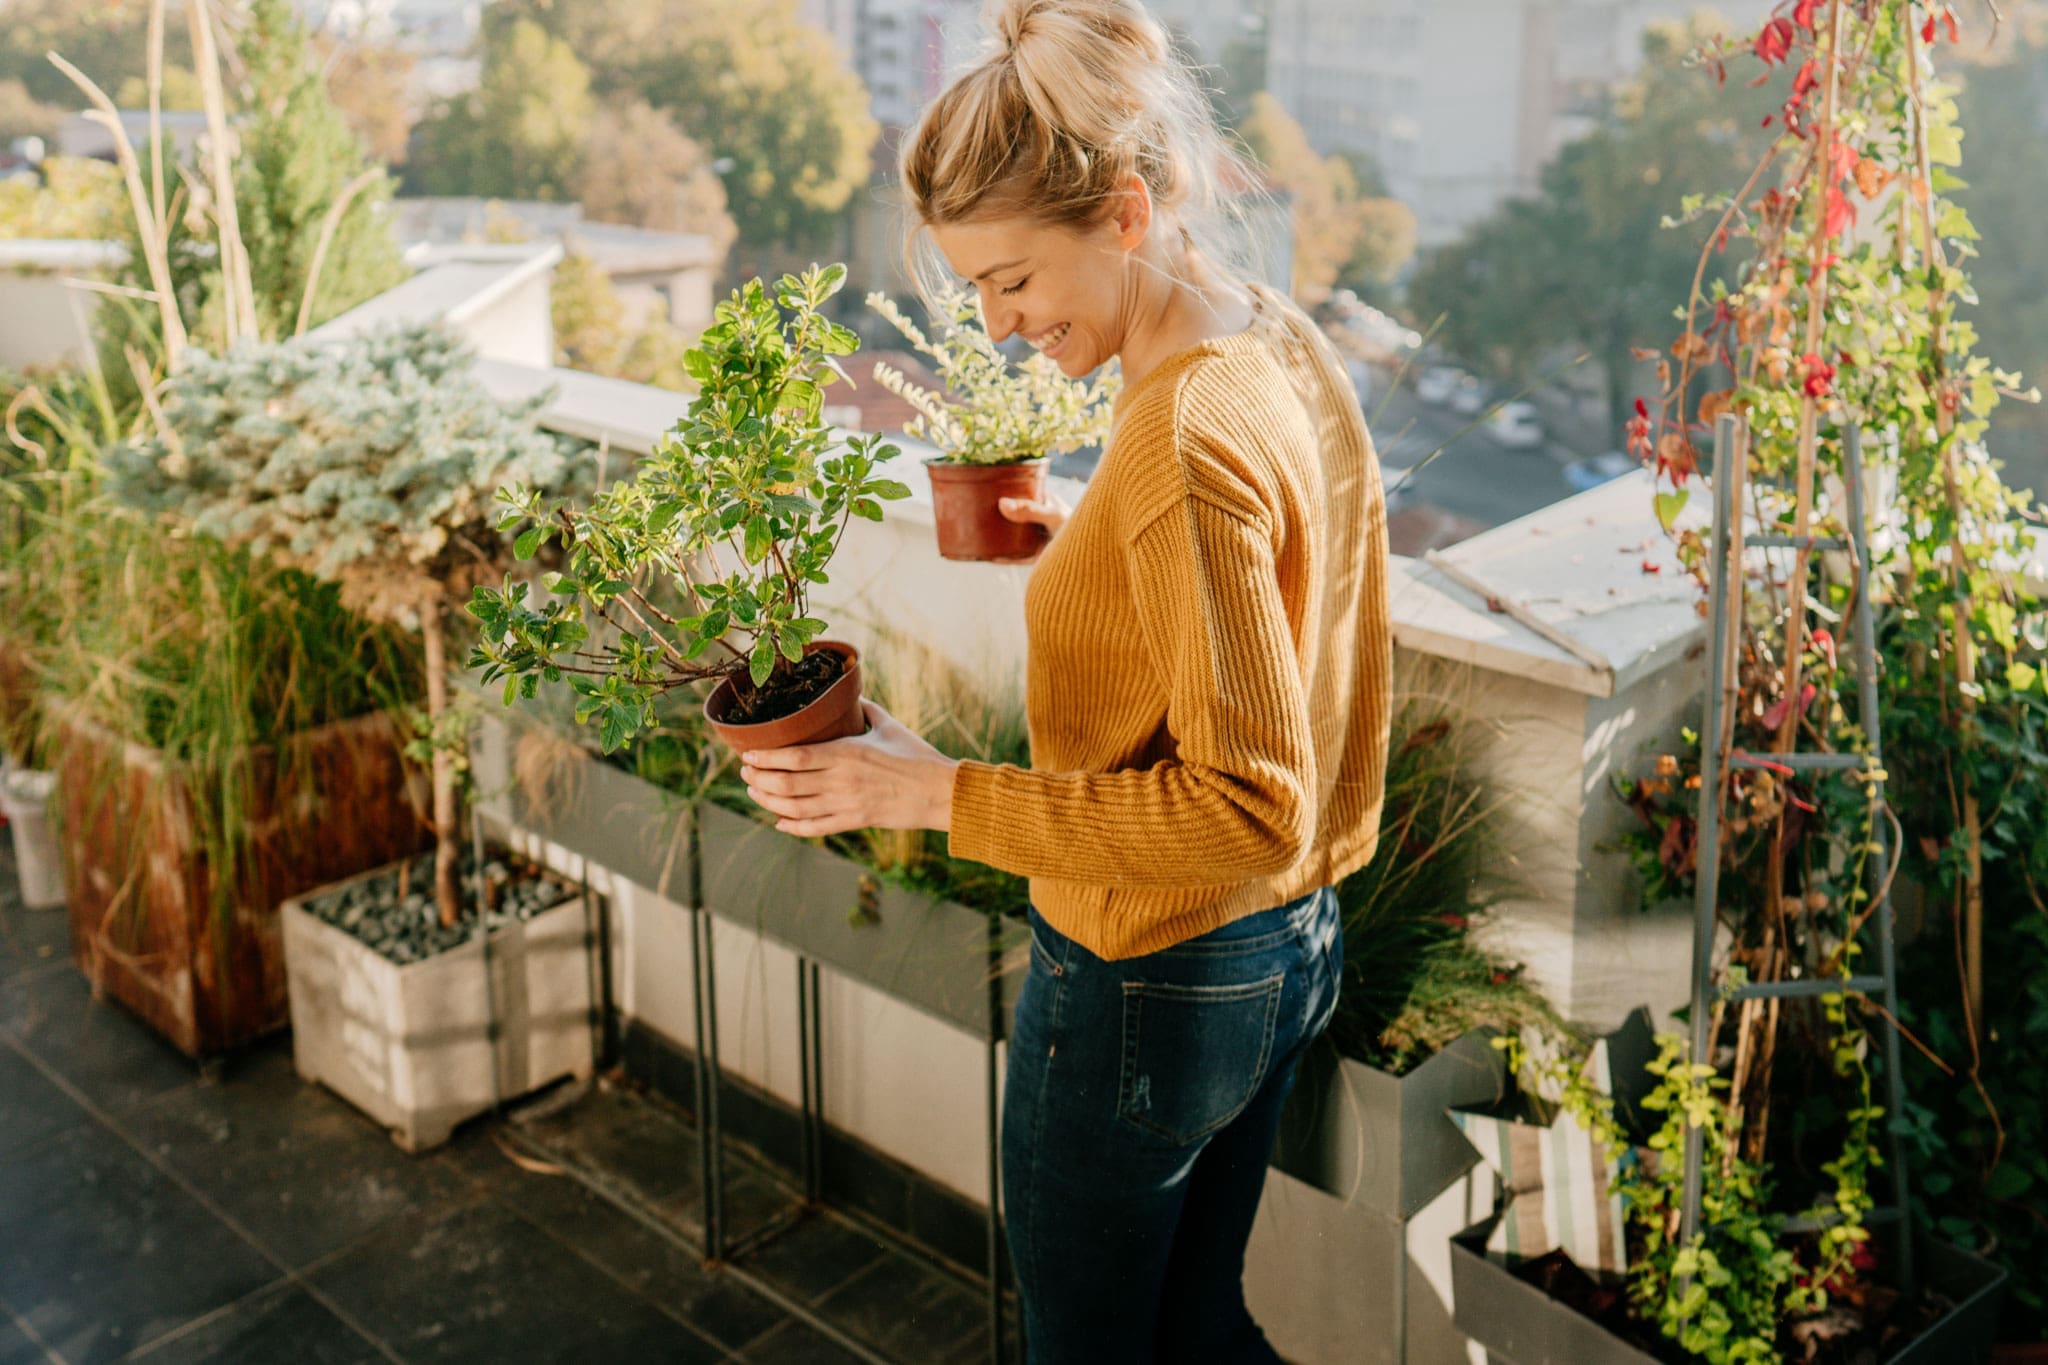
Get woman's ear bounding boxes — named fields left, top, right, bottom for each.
left=1112, top=173, right=1153, bottom=251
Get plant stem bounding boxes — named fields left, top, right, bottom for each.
left=418, top=596, right=461, bottom=929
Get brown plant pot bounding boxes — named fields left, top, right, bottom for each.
left=51, top=704, right=431, bottom=1059
left=926, top=456, right=1049, bottom=562
left=702, top=640, right=867, bottom=752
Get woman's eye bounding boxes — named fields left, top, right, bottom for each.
left=1000, top=276, right=1030, bottom=296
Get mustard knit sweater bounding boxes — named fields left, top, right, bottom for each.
left=947, top=283, right=1392, bottom=960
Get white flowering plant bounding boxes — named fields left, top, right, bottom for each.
left=866, top=284, right=1117, bottom=465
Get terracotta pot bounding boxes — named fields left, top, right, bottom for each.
left=925, top=457, right=1049, bottom=562
left=703, top=640, right=867, bottom=752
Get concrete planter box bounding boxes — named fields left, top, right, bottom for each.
left=694, top=801, right=1021, bottom=1039
left=280, top=863, right=596, bottom=1152
left=470, top=709, right=1022, bottom=1040
left=1270, top=1032, right=1507, bottom=1219
left=51, top=704, right=427, bottom=1059
left=1449, top=1217, right=2008, bottom=1365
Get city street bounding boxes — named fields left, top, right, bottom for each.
left=1365, top=369, right=1584, bottom=530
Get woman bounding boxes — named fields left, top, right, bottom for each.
left=739, top=0, right=1391, bottom=1358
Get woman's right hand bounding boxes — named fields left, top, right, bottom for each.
left=990, top=491, right=1072, bottom=566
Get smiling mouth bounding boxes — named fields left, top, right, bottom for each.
left=1027, top=322, right=1071, bottom=354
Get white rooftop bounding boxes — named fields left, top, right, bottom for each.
left=1391, top=470, right=1707, bottom=698
left=302, top=242, right=563, bottom=345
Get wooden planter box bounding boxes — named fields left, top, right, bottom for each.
left=1449, top=1216, right=2009, bottom=1365
left=281, top=863, right=597, bottom=1152
left=1270, top=1032, right=1507, bottom=1219
left=52, top=705, right=429, bottom=1059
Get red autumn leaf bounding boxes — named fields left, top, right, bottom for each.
left=1942, top=9, right=1960, bottom=42
left=1828, top=139, right=1859, bottom=184
left=1823, top=186, right=1856, bottom=240
left=1801, top=353, right=1837, bottom=397
left=1792, top=0, right=1823, bottom=30
left=1762, top=693, right=1793, bottom=730
left=1922, top=13, right=1937, bottom=41
left=1812, top=627, right=1837, bottom=668
left=1634, top=397, right=1650, bottom=419
left=1755, top=15, right=1795, bottom=64
left=1789, top=58, right=1819, bottom=106
left=1641, top=559, right=1664, bottom=575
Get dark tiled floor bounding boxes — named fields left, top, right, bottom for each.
left=0, top=850, right=1011, bottom=1364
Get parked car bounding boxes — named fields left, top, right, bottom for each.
left=1447, top=375, right=1489, bottom=416
left=1484, top=399, right=1545, bottom=449
left=1563, top=449, right=1639, bottom=492
left=1416, top=365, right=1469, bottom=406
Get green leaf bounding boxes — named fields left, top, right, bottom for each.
left=868, top=479, right=912, bottom=500
left=743, top=515, right=771, bottom=564
left=749, top=637, right=775, bottom=687
left=778, top=632, right=804, bottom=663
left=852, top=498, right=882, bottom=522
left=513, top=526, right=546, bottom=561
left=1654, top=489, right=1689, bottom=534
left=2009, top=661, right=2040, bottom=694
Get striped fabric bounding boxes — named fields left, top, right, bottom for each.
left=947, top=283, right=1393, bottom=961
left=1450, top=1039, right=1630, bottom=1276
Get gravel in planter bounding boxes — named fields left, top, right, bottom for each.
left=299, top=847, right=574, bottom=966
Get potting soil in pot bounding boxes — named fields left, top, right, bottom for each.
left=721, top=649, right=847, bottom=725
left=301, top=847, right=573, bottom=965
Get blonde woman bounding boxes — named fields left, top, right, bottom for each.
left=739, top=0, right=1391, bottom=1356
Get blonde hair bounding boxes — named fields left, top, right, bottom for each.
left=899, top=0, right=1263, bottom=307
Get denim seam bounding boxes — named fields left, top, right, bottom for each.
left=1115, top=972, right=1285, bottom=1145
left=1019, top=926, right=1072, bottom=1313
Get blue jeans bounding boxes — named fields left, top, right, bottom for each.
left=1002, top=886, right=1343, bottom=1364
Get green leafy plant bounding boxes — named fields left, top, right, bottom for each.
left=470, top=264, right=911, bottom=752
left=866, top=284, right=1117, bottom=465
left=109, top=322, right=576, bottom=928
left=1611, top=0, right=2047, bottom=1342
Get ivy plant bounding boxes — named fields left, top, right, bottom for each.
left=471, top=263, right=910, bottom=753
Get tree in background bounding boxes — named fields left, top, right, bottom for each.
left=315, top=36, right=417, bottom=168
left=235, top=0, right=407, bottom=338
left=504, top=0, right=876, bottom=260
left=0, top=0, right=165, bottom=109
left=117, top=64, right=204, bottom=110
left=550, top=252, right=694, bottom=392
left=405, top=18, right=593, bottom=201
left=0, top=156, right=124, bottom=238
left=1408, top=15, right=1764, bottom=426
left=573, top=95, right=737, bottom=263
left=1238, top=93, right=1415, bottom=303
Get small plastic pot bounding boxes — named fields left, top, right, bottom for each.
left=925, top=457, right=1048, bottom=562
left=703, top=641, right=867, bottom=752
left=0, top=766, right=64, bottom=909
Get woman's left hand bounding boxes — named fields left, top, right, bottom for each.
left=740, top=699, right=960, bottom=838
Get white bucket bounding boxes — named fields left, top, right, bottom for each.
left=0, top=767, right=65, bottom=909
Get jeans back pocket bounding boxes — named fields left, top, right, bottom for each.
left=1117, top=974, right=1284, bottom=1146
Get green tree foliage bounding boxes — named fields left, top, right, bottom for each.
left=550, top=252, right=697, bottom=391
left=233, top=0, right=407, bottom=338
left=0, top=155, right=124, bottom=238
left=1409, top=17, right=1766, bottom=425
left=502, top=0, right=877, bottom=257
left=406, top=17, right=594, bottom=201
left=0, top=0, right=168, bottom=108
left=116, top=63, right=204, bottom=110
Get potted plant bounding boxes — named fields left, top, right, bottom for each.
left=866, top=283, right=1116, bottom=562
left=471, top=263, right=911, bottom=755
left=112, top=321, right=600, bottom=1145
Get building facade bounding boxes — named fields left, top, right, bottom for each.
left=1265, top=0, right=1754, bottom=246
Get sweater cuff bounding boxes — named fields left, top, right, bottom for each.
left=947, top=759, right=1010, bottom=870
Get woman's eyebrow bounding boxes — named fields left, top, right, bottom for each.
left=972, top=258, right=1029, bottom=281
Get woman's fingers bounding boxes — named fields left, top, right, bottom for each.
left=996, top=495, right=1066, bottom=528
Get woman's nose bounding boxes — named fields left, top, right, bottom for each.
left=976, top=287, right=1019, bottom=342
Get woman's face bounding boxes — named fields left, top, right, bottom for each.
left=927, top=188, right=1151, bottom=379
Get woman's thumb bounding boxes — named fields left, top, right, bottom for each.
left=997, top=496, right=1050, bottom=525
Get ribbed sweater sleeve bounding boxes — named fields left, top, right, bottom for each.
left=946, top=490, right=1315, bottom=888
